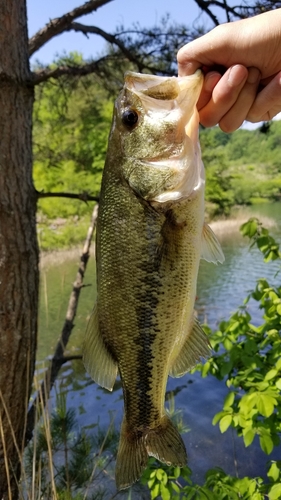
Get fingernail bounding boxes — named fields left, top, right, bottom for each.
left=247, top=67, right=261, bottom=84
left=228, top=65, right=247, bottom=86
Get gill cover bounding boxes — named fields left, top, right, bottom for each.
left=119, top=71, right=205, bottom=203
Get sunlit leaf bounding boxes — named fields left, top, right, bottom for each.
left=243, top=427, right=255, bottom=447
left=260, top=433, right=274, bottom=455
left=268, top=483, right=281, bottom=500
left=256, top=393, right=276, bottom=417
left=267, top=462, right=280, bottom=482
left=265, top=369, right=278, bottom=381
left=223, top=391, right=235, bottom=410
left=219, top=415, right=232, bottom=433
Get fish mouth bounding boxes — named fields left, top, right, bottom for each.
left=124, top=70, right=203, bottom=143
left=123, top=71, right=204, bottom=202
left=125, top=71, right=203, bottom=102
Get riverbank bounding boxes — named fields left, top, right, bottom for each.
left=39, top=210, right=277, bottom=269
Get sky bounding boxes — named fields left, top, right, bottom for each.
left=26, top=0, right=220, bottom=64
left=26, top=0, right=279, bottom=129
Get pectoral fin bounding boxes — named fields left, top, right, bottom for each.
left=83, top=303, right=118, bottom=391
left=201, top=222, right=225, bottom=264
left=169, top=317, right=211, bottom=378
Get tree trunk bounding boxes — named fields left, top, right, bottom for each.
left=0, top=1, right=38, bottom=498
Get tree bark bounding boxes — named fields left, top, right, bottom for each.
left=0, top=1, right=39, bottom=498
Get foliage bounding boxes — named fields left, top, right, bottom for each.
left=200, top=128, right=234, bottom=216
left=22, top=391, right=119, bottom=499
left=32, top=55, right=281, bottom=247
left=33, top=53, right=113, bottom=221
left=142, top=219, right=281, bottom=499
left=200, top=122, right=281, bottom=212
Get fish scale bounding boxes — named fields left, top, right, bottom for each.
left=83, top=70, right=224, bottom=490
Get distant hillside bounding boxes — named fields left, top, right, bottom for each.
left=200, top=120, right=281, bottom=216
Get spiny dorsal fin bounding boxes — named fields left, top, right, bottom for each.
left=83, top=303, right=118, bottom=391
left=201, top=222, right=225, bottom=264
left=169, top=317, right=211, bottom=378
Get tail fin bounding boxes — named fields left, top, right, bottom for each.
left=115, top=418, right=148, bottom=490
left=146, top=414, right=187, bottom=466
left=115, top=415, right=187, bottom=490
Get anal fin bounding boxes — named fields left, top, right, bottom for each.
left=83, top=303, right=118, bottom=391
left=169, top=317, right=211, bottom=378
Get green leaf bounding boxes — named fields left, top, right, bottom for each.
left=160, top=482, right=171, bottom=500
left=243, top=427, right=256, bottom=447
left=256, top=393, right=276, bottom=417
left=151, top=483, right=160, bottom=499
left=259, top=433, right=274, bottom=454
left=229, top=321, right=240, bottom=332
left=223, top=391, right=235, bottom=410
left=276, top=379, right=281, bottom=390
left=201, top=360, right=210, bottom=378
left=171, top=482, right=181, bottom=493
left=268, top=462, right=280, bottom=482
left=219, top=415, right=232, bottom=433
left=173, top=466, right=181, bottom=479
left=212, top=411, right=225, bottom=426
left=268, top=484, right=281, bottom=500
left=148, top=478, right=156, bottom=489
left=276, top=358, right=281, bottom=371
left=240, top=218, right=258, bottom=238
left=265, top=369, right=278, bottom=381
left=239, top=393, right=257, bottom=414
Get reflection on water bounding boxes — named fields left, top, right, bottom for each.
left=37, top=203, right=281, bottom=489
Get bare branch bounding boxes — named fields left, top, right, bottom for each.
left=193, top=0, right=220, bottom=26
left=25, top=204, right=98, bottom=444
left=193, top=0, right=248, bottom=24
left=29, top=0, right=114, bottom=56
left=32, top=58, right=106, bottom=84
left=37, top=190, right=99, bottom=203
left=69, top=22, right=146, bottom=71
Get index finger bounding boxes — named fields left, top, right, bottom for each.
left=177, top=37, right=219, bottom=76
left=177, top=58, right=202, bottom=77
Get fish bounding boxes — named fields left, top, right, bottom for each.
left=83, top=70, right=224, bottom=490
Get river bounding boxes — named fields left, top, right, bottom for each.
left=35, top=202, right=281, bottom=496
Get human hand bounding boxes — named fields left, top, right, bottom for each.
left=177, top=9, right=281, bottom=131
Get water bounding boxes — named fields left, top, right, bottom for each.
left=36, top=202, right=281, bottom=492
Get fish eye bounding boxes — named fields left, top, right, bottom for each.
left=122, top=108, right=139, bottom=128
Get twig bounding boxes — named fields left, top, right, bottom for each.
left=36, top=190, right=99, bottom=203
left=68, top=23, right=146, bottom=71
left=32, top=58, right=107, bottom=85
left=29, top=0, right=114, bottom=56
left=25, top=203, right=98, bottom=444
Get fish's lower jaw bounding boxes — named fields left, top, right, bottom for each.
left=115, top=415, right=187, bottom=490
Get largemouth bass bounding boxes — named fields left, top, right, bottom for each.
left=83, top=70, right=224, bottom=490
